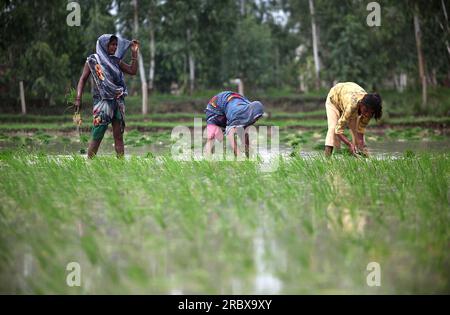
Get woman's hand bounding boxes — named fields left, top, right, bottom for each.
left=131, top=39, right=140, bottom=53
left=358, top=146, right=370, bottom=157
left=355, top=132, right=369, bottom=157
left=349, top=143, right=357, bottom=156
left=74, top=98, right=81, bottom=111
left=337, top=133, right=357, bottom=156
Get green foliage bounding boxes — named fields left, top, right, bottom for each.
left=223, top=17, right=274, bottom=89
left=64, top=87, right=77, bottom=109
left=20, top=42, right=70, bottom=104
left=326, top=14, right=386, bottom=89
left=0, top=153, right=448, bottom=293
left=1, top=0, right=449, bottom=109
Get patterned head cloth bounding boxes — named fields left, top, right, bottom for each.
left=87, top=34, right=132, bottom=100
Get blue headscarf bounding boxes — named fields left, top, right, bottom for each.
left=87, top=34, right=132, bottom=100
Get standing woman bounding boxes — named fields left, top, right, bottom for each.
left=324, top=82, right=382, bottom=157
left=75, top=34, right=139, bottom=158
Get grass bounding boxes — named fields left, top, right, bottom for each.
left=83, top=87, right=450, bottom=116
left=382, top=87, right=450, bottom=117
left=0, top=110, right=327, bottom=123
left=0, top=116, right=448, bottom=132
left=0, top=125, right=447, bottom=158
left=85, top=87, right=450, bottom=116
left=281, top=127, right=447, bottom=149
left=0, top=152, right=449, bottom=294
left=3, top=86, right=450, bottom=116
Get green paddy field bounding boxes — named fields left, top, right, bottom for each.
left=0, top=91, right=449, bottom=294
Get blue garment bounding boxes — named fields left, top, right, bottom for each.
left=205, top=112, right=227, bottom=129
left=205, top=91, right=245, bottom=128
left=91, top=96, right=126, bottom=140
left=86, top=34, right=131, bottom=135
left=205, top=91, right=264, bottom=134
left=205, top=91, right=240, bottom=116
left=224, top=100, right=264, bottom=134
left=92, top=95, right=125, bottom=130
left=87, top=34, right=132, bottom=100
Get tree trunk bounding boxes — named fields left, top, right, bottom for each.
left=309, top=0, right=321, bottom=90
left=138, top=53, right=148, bottom=114
left=394, top=72, right=408, bottom=92
left=148, top=20, right=155, bottom=93
left=430, top=68, right=438, bottom=86
left=414, top=8, right=427, bottom=109
left=188, top=54, right=195, bottom=95
left=19, top=81, right=26, bottom=115
left=183, top=55, right=188, bottom=93
left=393, top=73, right=400, bottom=91
left=275, top=46, right=280, bottom=88
left=400, top=72, right=407, bottom=92
left=238, top=79, right=244, bottom=95
left=299, top=74, right=307, bottom=93
left=240, top=0, right=245, bottom=16
left=187, top=28, right=195, bottom=95
left=133, top=0, right=148, bottom=115
left=440, top=0, right=450, bottom=57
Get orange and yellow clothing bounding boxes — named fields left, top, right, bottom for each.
left=325, top=82, right=371, bottom=148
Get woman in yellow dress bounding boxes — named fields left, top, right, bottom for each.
left=324, top=82, right=382, bottom=156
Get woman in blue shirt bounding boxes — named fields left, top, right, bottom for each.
left=205, top=91, right=264, bottom=156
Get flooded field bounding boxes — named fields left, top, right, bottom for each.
left=0, top=123, right=449, bottom=294
left=0, top=126, right=449, bottom=157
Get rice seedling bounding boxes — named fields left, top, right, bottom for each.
left=1, top=115, right=449, bottom=132
left=0, top=152, right=448, bottom=294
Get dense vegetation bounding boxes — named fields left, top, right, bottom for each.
left=0, top=153, right=448, bottom=293
left=1, top=0, right=449, bottom=112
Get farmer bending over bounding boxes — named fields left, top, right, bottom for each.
left=324, top=82, right=382, bottom=157
left=75, top=34, right=139, bottom=158
left=205, top=91, right=264, bottom=157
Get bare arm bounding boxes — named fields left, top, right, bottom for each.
left=75, top=63, right=91, bottom=110
left=335, top=104, right=358, bottom=155
left=356, top=114, right=371, bottom=153
left=336, top=133, right=357, bottom=155
left=119, top=55, right=138, bottom=75
left=355, top=132, right=370, bottom=156
left=119, top=39, right=139, bottom=75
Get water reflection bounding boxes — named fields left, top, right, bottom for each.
left=253, top=229, right=282, bottom=294
left=326, top=174, right=367, bottom=235
left=1, top=131, right=448, bottom=157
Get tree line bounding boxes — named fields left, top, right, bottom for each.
left=1, top=0, right=449, bottom=112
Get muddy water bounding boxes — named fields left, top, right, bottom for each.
left=297, top=139, right=450, bottom=157
left=0, top=131, right=449, bottom=157
left=368, top=139, right=450, bottom=154
left=1, top=139, right=448, bottom=294
left=2, top=139, right=449, bottom=156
